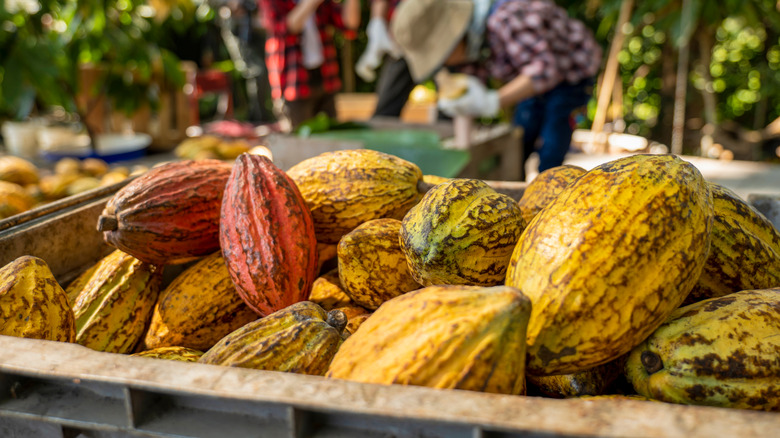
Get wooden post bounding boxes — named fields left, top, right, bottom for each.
left=671, top=0, right=693, bottom=155
left=589, top=0, right=634, bottom=152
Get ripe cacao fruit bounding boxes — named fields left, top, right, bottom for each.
left=309, top=268, right=354, bottom=311
left=0, top=156, right=39, bottom=185
left=626, top=288, right=780, bottom=412
left=67, top=250, right=161, bottom=353
left=517, top=164, right=586, bottom=225
left=528, top=355, right=626, bottom=398
left=287, top=149, right=423, bottom=244
left=0, top=181, right=36, bottom=219
left=400, top=179, right=525, bottom=286
left=199, top=301, right=346, bottom=375
left=220, top=154, right=318, bottom=316
left=0, top=256, right=75, bottom=342
left=143, top=252, right=258, bottom=351
left=326, top=285, right=532, bottom=395
left=338, top=218, right=421, bottom=309
left=686, top=183, right=780, bottom=304
left=506, top=154, right=713, bottom=376
left=131, top=346, right=204, bottom=362
left=97, top=160, right=232, bottom=265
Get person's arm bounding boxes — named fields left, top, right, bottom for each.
left=341, top=0, right=361, bottom=30
left=371, top=0, right=389, bottom=20
left=286, top=0, right=324, bottom=34
left=497, top=74, right=535, bottom=108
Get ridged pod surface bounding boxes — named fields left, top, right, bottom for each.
left=686, top=183, right=780, bottom=304
left=309, top=268, right=354, bottom=311
left=131, top=346, right=204, bottom=362
left=67, top=250, right=161, bottom=353
left=287, top=149, right=423, bottom=244
left=626, top=288, right=780, bottom=411
left=142, top=252, right=258, bottom=351
left=326, top=285, right=532, bottom=395
left=98, top=160, right=232, bottom=265
left=400, top=179, right=525, bottom=286
left=0, top=156, right=39, bottom=185
left=199, top=301, right=346, bottom=375
left=517, top=165, right=586, bottom=225
left=506, top=154, right=713, bottom=376
left=0, top=256, right=75, bottom=342
left=220, top=154, right=318, bottom=316
left=528, top=356, right=626, bottom=398
left=338, top=218, right=421, bottom=309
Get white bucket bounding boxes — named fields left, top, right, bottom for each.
left=1, top=121, right=39, bottom=158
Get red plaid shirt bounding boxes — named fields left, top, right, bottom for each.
left=258, top=0, right=346, bottom=101
left=463, top=0, right=602, bottom=94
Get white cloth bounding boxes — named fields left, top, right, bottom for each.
left=299, top=1, right=324, bottom=69
left=355, top=17, right=401, bottom=82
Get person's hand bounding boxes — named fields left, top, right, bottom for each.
left=355, top=17, right=401, bottom=82
left=437, top=75, right=500, bottom=118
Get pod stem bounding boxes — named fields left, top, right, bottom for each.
left=640, top=350, right=663, bottom=374
left=417, top=180, right=435, bottom=194
left=326, top=310, right=348, bottom=334
left=97, top=215, right=118, bottom=232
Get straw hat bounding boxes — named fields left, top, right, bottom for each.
left=390, top=0, right=474, bottom=82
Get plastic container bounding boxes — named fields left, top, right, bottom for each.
left=1, top=121, right=39, bottom=159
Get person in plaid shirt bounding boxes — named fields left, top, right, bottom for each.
left=258, top=0, right=360, bottom=131
left=391, top=0, right=602, bottom=173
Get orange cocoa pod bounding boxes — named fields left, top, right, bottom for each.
left=220, top=154, right=318, bottom=316
left=97, top=160, right=233, bottom=265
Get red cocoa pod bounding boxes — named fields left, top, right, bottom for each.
left=97, top=160, right=233, bottom=265
left=220, top=154, right=318, bottom=316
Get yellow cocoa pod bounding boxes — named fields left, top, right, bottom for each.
left=0, top=256, right=75, bottom=342
left=287, top=149, right=423, bottom=244
left=326, top=285, right=532, bottom=395
left=528, top=355, right=626, bottom=398
left=100, top=171, right=129, bottom=187
left=65, top=176, right=102, bottom=196
left=435, top=71, right=470, bottom=99
left=0, top=155, right=39, bottom=185
left=54, top=157, right=81, bottom=175
left=506, top=154, right=713, bottom=376
left=338, top=218, right=421, bottom=309
left=578, top=394, right=655, bottom=401
left=332, top=305, right=371, bottom=336
left=517, top=164, right=586, bottom=225
left=131, top=346, right=204, bottom=362
left=143, top=252, right=258, bottom=351
left=686, top=183, right=780, bottom=304
left=626, top=288, right=780, bottom=412
left=401, top=179, right=525, bottom=286
left=345, top=313, right=370, bottom=336
left=216, top=140, right=252, bottom=159
left=0, top=181, right=36, bottom=219
left=422, top=174, right=450, bottom=186
left=199, top=301, right=346, bottom=375
left=81, top=158, right=110, bottom=177
left=309, top=268, right=354, bottom=311
left=174, top=136, right=221, bottom=160
left=67, top=250, right=161, bottom=353
left=39, top=173, right=80, bottom=200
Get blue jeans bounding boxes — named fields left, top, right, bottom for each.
left=513, top=78, right=593, bottom=173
